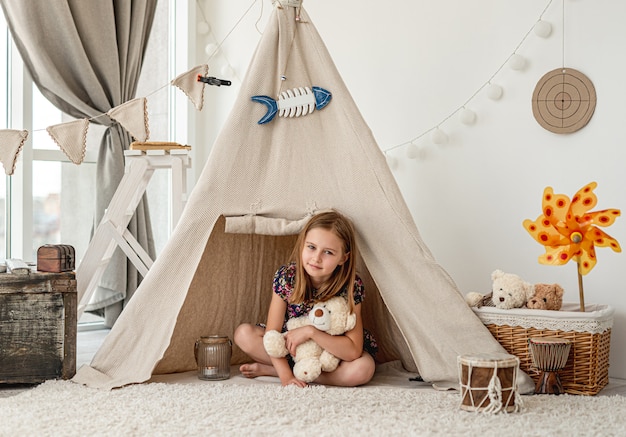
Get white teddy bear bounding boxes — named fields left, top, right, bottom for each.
left=263, top=296, right=356, bottom=382
left=465, top=269, right=535, bottom=310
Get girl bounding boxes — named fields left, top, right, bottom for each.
left=234, top=210, right=376, bottom=387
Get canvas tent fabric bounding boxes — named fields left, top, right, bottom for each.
left=73, top=4, right=532, bottom=392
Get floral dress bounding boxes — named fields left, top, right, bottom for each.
left=271, top=262, right=378, bottom=358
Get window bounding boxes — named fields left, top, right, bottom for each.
left=1, top=13, right=9, bottom=259
left=1, top=13, right=100, bottom=264
left=1, top=1, right=175, bottom=326
left=31, top=87, right=98, bottom=261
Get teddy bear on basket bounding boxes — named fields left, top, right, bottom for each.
left=468, top=182, right=621, bottom=313
left=465, top=269, right=564, bottom=311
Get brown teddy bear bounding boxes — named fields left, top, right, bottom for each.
left=526, top=283, right=564, bottom=310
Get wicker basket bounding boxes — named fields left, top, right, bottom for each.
left=473, top=303, right=613, bottom=396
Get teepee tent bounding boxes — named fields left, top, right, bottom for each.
left=73, top=3, right=531, bottom=391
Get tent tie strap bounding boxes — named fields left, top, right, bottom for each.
left=272, top=0, right=303, bottom=9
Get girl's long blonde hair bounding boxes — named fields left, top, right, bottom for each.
left=289, top=210, right=358, bottom=312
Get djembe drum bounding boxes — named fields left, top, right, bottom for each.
left=529, top=337, right=571, bottom=395
left=458, top=353, right=521, bottom=413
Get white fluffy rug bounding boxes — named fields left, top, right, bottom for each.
left=2, top=375, right=625, bottom=437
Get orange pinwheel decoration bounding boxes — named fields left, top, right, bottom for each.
left=523, top=182, right=621, bottom=274
left=523, top=182, right=621, bottom=311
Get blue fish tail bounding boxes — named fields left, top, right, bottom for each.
left=312, top=87, right=332, bottom=110
left=251, top=95, right=278, bottom=124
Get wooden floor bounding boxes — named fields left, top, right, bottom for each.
left=2, top=329, right=626, bottom=397
left=75, top=328, right=112, bottom=369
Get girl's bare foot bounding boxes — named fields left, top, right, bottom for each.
left=239, top=362, right=277, bottom=378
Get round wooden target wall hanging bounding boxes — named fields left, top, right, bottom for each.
left=532, top=68, right=596, bottom=134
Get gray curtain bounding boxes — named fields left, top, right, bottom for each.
left=1, top=0, right=158, bottom=326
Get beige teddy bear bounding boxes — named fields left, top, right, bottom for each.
left=526, top=283, right=564, bottom=310
left=466, top=269, right=535, bottom=310
left=263, top=296, right=356, bottom=382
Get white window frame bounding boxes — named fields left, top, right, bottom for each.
left=6, top=41, right=99, bottom=261
left=4, top=0, right=189, bottom=262
left=6, top=39, right=32, bottom=260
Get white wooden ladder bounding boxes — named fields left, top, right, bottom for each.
left=76, top=149, right=191, bottom=316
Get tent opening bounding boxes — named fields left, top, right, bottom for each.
left=152, top=215, right=415, bottom=375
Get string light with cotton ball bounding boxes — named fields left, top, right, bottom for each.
left=205, top=42, right=218, bottom=57
left=459, top=107, right=477, bottom=126
left=431, top=128, right=448, bottom=145
left=405, top=143, right=419, bottom=159
left=196, top=0, right=242, bottom=82
left=197, top=21, right=210, bottom=35
left=508, top=53, right=526, bottom=71
left=533, top=20, right=552, bottom=38
left=486, top=83, right=503, bottom=101
left=380, top=0, right=554, bottom=163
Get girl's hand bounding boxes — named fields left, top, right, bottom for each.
left=281, top=375, right=308, bottom=388
left=271, top=356, right=307, bottom=388
left=283, top=325, right=314, bottom=357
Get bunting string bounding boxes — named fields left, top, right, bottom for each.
left=0, top=0, right=260, bottom=170
left=1, top=0, right=555, bottom=173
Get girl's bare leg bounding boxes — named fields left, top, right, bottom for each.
left=314, top=352, right=375, bottom=387
left=234, top=323, right=376, bottom=386
left=234, top=323, right=277, bottom=378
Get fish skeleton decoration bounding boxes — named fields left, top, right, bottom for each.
left=251, top=86, right=332, bottom=124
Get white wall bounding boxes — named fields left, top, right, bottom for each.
left=191, top=0, right=626, bottom=379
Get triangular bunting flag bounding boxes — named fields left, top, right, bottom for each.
left=171, top=64, right=209, bottom=110
left=107, top=98, right=150, bottom=142
left=0, top=129, right=28, bottom=176
left=46, top=119, right=89, bottom=165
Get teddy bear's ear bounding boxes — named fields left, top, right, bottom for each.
left=554, top=284, right=564, bottom=297
left=345, top=312, right=357, bottom=332
left=524, top=282, right=535, bottom=298
left=491, top=269, right=505, bottom=280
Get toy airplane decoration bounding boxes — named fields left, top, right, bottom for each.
left=197, top=75, right=232, bottom=87
left=251, top=86, right=332, bottom=124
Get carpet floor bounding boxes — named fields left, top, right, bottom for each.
left=1, top=363, right=625, bottom=437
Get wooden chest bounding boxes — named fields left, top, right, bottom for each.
left=0, top=271, right=77, bottom=384
left=37, top=244, right=76, bottom=273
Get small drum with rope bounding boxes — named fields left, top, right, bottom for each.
left=458, top=353, right=522, bottom=413
left=529, top=337, right=572, bottom=395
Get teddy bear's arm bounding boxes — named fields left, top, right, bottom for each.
left=263, top=330, right=288, bottom=357
left=319, top=350, right=340, bottom=372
